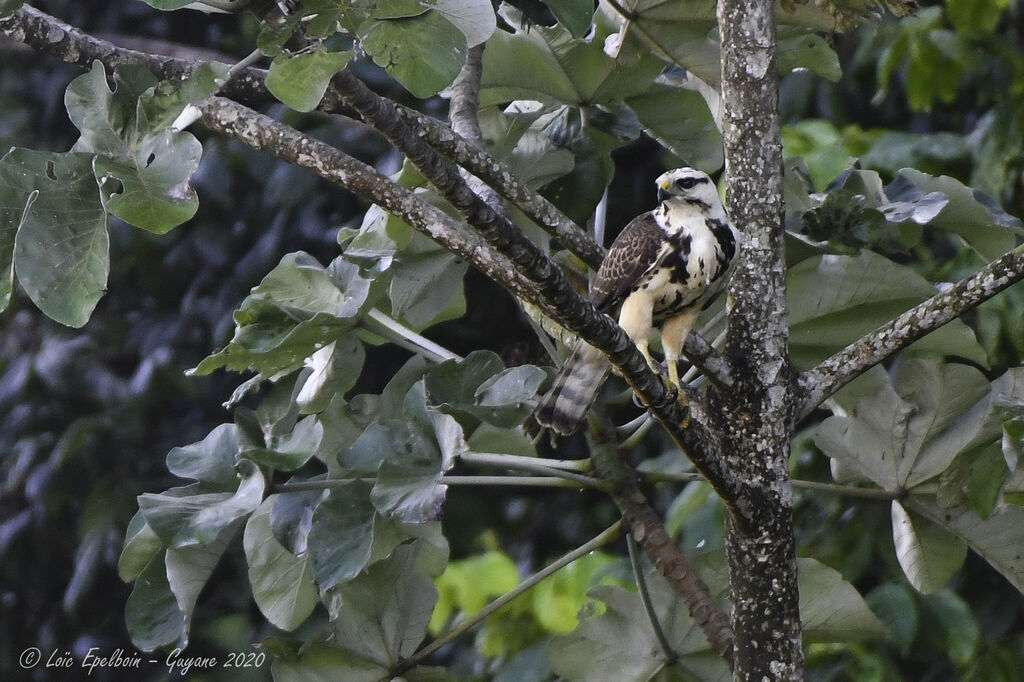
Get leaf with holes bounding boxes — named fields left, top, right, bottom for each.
left=360, top=12, right=467, bottom=98
left=0, top=148, right=108, bottom=327
left=66, top=62, right=202, bottom=233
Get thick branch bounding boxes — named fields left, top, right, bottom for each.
left=397, top=104, right=607, bottom=270
left=797, top=242, right=1024, bottom=420
left=588, top=415, right=734, bottom=667
left=197, top=97, right=534, bottom=300
left=716, top=0, right=802, bottom=677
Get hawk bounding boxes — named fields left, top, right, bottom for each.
left=536, top=167, right=740, bottom=435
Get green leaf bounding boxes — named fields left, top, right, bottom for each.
left=535, top=105, right=620, bottom=225
left=296, top=337, right=366, bottom=413
left=947, top=0, right=1010, bottom=36
left=777, top=27, right=841, bottom=82
left=138, top=460, right=265, bottom=547
left=372, top=448, right=448, bottom=522
left=266, top=49, right=353, bottom=112
left=891, top=500, right=966, bottom=593
left=244, top=497, right=317, bottom=631
left=244, top=415, right=323, bottom=471
left=92, top=131, right=201, bottom=233
left=788, top=251, right=988, bottom=368
left=360, top=12, right=467, bottom=98
left=119, top=511, right=164, bottom=582
left=430, top=0, right=496, bottom=47
left=916, top=590, right=980, bottom=666
left=272, top=643, right=390, bottom=682
left=531, top=553, right=616, bottom=634
left=388, top=237, right=468, bottom=328
left=906, top=496, right=1024, bottom=596
left=865, top=584, right=918, bottom=654
left=467, top=422, right=538, bottom=458
left=166, top=519, right=242, bottom=640
left=474, top=365, right=549, bottom=424
left=549, top=578, right=730, bottom=682
left=306, top=481, right=378, bottom=590
left=328, top=544, right=438, bottom=665
left=0, top=149, right=108, bottom=327
left=887, top=169, right=1023, bottom=260
left=432, top=550, right=520, bottom=631
left=191, top=252, right=373, bottom=376
left=0, top=0, right=23, bottom=18
left=480, top=22, right=664, bottom=107
left=125, top=551, right=186, bottom=652
left=966, top=442, right=1010, bottom=519
left=815, top=359, right=994, bottom=491
left=798, top=557, right=889, bottom=641
left=66, top=62, right=202, bottom=233
left=626, top=84, right=723, bottom=173
left=543, top=0, right=594, bottom=37
left=340, top=386, right=463, bottom=521
left=166, top=423, right=241, bottom=487
left=425, top=351, right=546, bottom=427
left=599, top=0, right=722, bottom=88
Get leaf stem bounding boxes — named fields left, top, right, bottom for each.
left=641, top=471, right=901, bottom=500
left=362, top=308, right=461, bottom=363
left=270, top=474, right=590, bottom=494
left=626, top=531, right=678, bottom=665
left=456, top=453, right=608, bottom=491
left=459, top=452, right=592, bottom=471
left=393, top=520, right=623, bottom=676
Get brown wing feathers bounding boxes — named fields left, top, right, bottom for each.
left=588, top=212, right=663, bottom=312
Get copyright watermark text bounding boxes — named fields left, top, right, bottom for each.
left=18, top=646, right=267, bottom=676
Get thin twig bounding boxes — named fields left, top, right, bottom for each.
left=392, top=520, right=623, bottom=677
left=587, top=412, right=734, bottom=667
left=626, top=531, right=678, bottom=665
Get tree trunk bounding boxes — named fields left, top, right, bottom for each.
left=714, top=0, right=803, bottom=678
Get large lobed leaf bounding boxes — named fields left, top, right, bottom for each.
left=788, top=250, right=988, bottom=368
left=817, top=362, right=1024, bottom=594
left=273, top=544, right=439, bottom=680
left=67, top=62, right=210, bottom=233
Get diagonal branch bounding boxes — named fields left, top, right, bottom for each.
left=588, top=413, right=734, bottom=667
left=796, top=242, right=1024, bottom=420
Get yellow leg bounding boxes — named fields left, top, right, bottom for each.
left=661, top=310, right=700, bottom=426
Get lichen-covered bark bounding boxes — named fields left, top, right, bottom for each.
left=797, top=242, right=1024, bottom=418
left=714, top=0, right=803, bottom=678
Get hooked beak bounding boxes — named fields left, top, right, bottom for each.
left=657, top=182, right=670, bottom=203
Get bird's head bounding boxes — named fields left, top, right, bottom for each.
left=655, top=168, right=719, bottom=209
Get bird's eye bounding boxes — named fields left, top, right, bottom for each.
left=676, top=177, right=696, bottom=190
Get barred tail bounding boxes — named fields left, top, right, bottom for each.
left=535, top=343, right=611, bottom=436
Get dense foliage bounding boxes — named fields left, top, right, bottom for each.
left=2, top=0, right=1024, bottom=680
